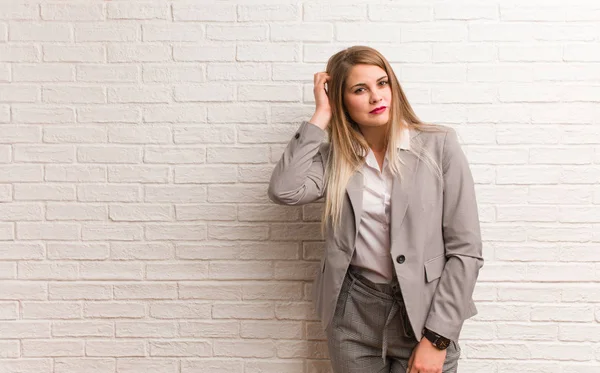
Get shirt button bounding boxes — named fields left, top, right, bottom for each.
left=294, top=133, right=300, bottom=139
left=396, top=255, right=405, bottom=264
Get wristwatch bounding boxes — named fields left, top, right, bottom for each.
left=422, top=328, right=451, bottom=350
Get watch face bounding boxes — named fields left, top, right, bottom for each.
left=436, top=338, right=451, bottom=350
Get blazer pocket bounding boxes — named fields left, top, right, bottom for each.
left=424, top=255, right=446, bottom=283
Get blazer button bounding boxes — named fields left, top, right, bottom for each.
left=294, top=133, right=300, bottom=139
left=396, top=255, right=405, bottom=264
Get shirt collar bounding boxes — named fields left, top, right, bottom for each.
left=358, top=126, right=411, bottom=157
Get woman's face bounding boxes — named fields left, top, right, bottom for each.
left=343, top=64, right=392, bottom=128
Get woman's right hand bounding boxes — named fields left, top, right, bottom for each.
left=309, top=72, right=332, bottom=130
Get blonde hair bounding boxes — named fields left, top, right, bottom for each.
left=321, top=45, right=444, bottom=234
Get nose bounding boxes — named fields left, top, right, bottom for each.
left=370, top=93, right=382, bottom=104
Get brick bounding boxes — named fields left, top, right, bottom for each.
left=175, top=204, right=236, bottom=221
left=117, top=359, right=177, bottom=373
left=149, top=341, right=211, bottom=357
left=46, top=203, right=107, bottom=221
left=41, top=3, right=104, bottom=21
left=22, top=302, right=81, bottom=320
left=17, top=223, right=79, bottom=241
left=146, top=263, right=208, bottom=280
left=208, top=63, right=270, bottom=81
left=142, top=24, right=204, bottom=42
left=75, top=24, right=139, bottom=42
left=116, top=321, right=178, bottom=338
left=237, top=43, right=299, bottom=62
left=0, top=204, right=43, bottom=222
left=182, top=360, right=243, bottom=373
left=10, top=23, right=72, bottom=42
left=149, top=302, right=211, bottom=319
left=179, top=282, right=241, bottom=300
left=111, top=242, right=174, bottom=260
left=0, top=340, right=18, bottom=356
left=55, top=358, right=115, bottom=373
left=174, top=44, right=235, bottom=62
left=207, top=25, right=267, bottom=41
left=43, top=86, right=105, bottom=103
left=113, top=283, right=177, bottom=300
left=78, top=107, right=141, bottom=123
left=13, top=64, right=74, bottom=82
left=107, top=2, right=168, bottom=20
left=173, top=126, right=234, bottom=144
left=0, top=84, right=39, bottom=102
left=174, top=165, right=237, bottom=183
left=212, top=302, right=274, bottom=319
left=174, top=84, right=234, bottom=102
left=107, top=87, right=170, bottom=103
left=109, top=204, right=171, bottom=222
left=144, top=185, right=206, bottom=203
left=84, top=302, right=145, bottom=318
left=108, top=44, right=170, bottom=62
left=143, top=106, right=206, bottom=123
left=210, top=260, right=272, bottom=280
left=0, top=281, right=46, bottom=300
left=13, top=107, right=75, bottom=123
left=77, top=146, right=142, bottom=164
left=245, top=361, right=303, bottom=373
left=47, top=242, right=109, bottom=259
left=86, top=340, right=145, bottom=357
left=77, top=65, right=139, bottom=82
left=143, top=65, right=204, bottom=83
left=238, top=4, right=298, bottom=21
left=214, top=339, right=274, bottom=358
left=0, top=320, right=50, bottom=339
left=0, top=3, right=39, bottom=20
left=207, top=185, right=269, bottom=203
left=46, top=165, right=106, bottom=182
left=304, top=3, right=366, bottom=21
left=208, top=224, right=269, bottom=241
left=242, top=282, right=303, bottom=300
left=14, top=145, right=75, bottom=163
left=241, top=320, right=303, bottom=339
left=144, top=147, right=206, bottom=164
left=145, top=224, right=207, bottom=240
left=82, top=224, right=143, bottom=242
left=49, top=283, right=112, bottom=301
left=0, top=223, right=15, bottom=240
left=496, top=323, right=558, bottom=341
left=0, top=45, right=39, bottom=62
left=14, top=184, right=76, bottom=201
left=108, top=166, right=169, bottom=183
left=52, top=321, right=114, bottom=337
left=173, top=3, right=235, bottom=21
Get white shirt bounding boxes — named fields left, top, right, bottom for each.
left=350, top=127, right=411, bottom=283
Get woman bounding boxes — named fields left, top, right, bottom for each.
left=268, top=46, right=483, bottom=373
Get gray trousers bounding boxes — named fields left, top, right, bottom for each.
left=325, top=266, right=461, bottom=373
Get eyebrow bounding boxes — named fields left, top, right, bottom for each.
left=348, top=75, right=388, bottom=90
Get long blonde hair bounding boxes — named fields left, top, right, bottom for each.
left=321, top=45, right=444, bottom=234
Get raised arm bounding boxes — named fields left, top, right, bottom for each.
left=268, top=120, right=328, bottom=206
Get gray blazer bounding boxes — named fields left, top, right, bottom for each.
left=267, top=120, right=484, bottom=342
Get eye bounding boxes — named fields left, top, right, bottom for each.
left=380, top=80, right=388, bottom=86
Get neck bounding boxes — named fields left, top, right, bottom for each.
left=359, top=124, right=387, bottom=153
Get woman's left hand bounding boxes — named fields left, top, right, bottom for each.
left=407, top=337, right=447, bottom=373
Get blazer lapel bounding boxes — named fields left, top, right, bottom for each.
left=346, top=170, right=363, bottom=245
left=390, top=128, right=421, bottom=241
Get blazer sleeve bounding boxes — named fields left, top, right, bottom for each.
left=424, top=127, right=484, bottom=342
left=268, top=120, right=327, bottom=206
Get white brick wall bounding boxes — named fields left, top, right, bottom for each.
left=1, top=0, right=599, bottom=371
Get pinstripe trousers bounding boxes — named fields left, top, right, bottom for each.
left=325, top=266, right=461, bottom=373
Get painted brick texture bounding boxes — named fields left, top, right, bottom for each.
left=1, top=0, right=599, bottom=372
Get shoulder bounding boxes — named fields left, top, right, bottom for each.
left=413, top=123, right=458, bottom=150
